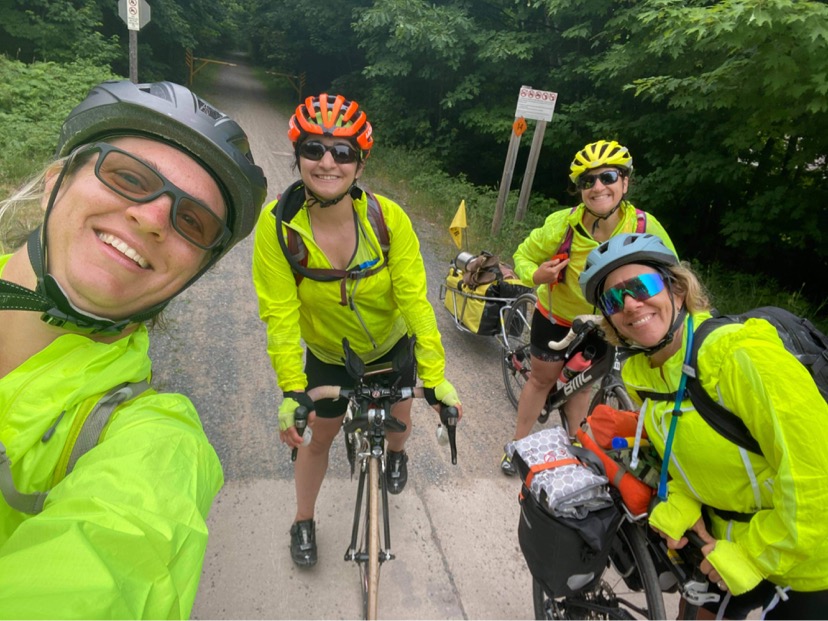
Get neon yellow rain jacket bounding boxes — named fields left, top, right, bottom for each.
left=252, top=190, right=447, bottom=392
left=623, top=311, right=828, bottom=595
left=0, top=265, right=223, bottom=618
left=513, top=202, right=675, bottom=325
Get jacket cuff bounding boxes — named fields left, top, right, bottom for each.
left=649, top=492, right=702, bottom=540
left=707, top=539, right=764, bottom=596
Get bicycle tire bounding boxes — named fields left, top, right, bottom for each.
left=532, top=519, right=666, bottom=619
left=589, top=381, right=635, bottom=414
left=366, top=457, right=380, bottom=620
left=501, top=292, right=537, bottom=409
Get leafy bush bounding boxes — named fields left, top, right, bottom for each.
left=0, top=57, right=118, bottom=191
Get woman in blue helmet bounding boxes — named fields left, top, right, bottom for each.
left=0, top=80, right=267, bottom=618
left=580, top=233, right=828, bottom=619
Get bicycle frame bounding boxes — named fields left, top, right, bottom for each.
left=546, top=342, right=633, bottom=417
left=303, top=338, right=458, bottom=620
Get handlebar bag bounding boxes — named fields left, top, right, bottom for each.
left=507, top=426, right=613, bottom=519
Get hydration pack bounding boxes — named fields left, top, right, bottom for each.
left=686, top=307, right=828, bottom=454
left=273, top=180, right=390, bottom=287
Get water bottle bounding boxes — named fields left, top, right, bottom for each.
left=556, top=345, right=596, bottom=390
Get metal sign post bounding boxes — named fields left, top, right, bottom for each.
left=118, top=0, right=152, bottom=83
left=491, top=86, right=557, bottom=234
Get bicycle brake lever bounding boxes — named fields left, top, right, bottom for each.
left=440, top=405, right=459, bottom=465
left=291, top=405, right=309, bottom=462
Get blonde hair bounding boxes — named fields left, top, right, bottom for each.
left=0, top=168, right=53, bottom=253
left=600, top=261, right=711, bottom=345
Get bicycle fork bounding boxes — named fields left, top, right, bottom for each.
left=345, top=452, right=395, bottom=564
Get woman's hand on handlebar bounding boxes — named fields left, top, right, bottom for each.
left=279, top=391, right=317, bottom=448
left=431, top=401, right=463, bottom=419
left=532, top=256, right=570, bottom=285
left=424, top=379, right=463, bottom=420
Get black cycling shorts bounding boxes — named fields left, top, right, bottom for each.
left=305, top=336, right=417, bottom=418
left=530, top=310, right=572, bottom=363
left=704, top=579, right=828, bottom=620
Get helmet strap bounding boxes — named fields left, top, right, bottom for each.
left=584, top=198, right=625, bottom=235
left=303, top=176, right=360, bottom=209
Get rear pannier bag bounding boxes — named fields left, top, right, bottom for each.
left=511, top=426, right=621, bottom=597
left=519, top=491, right=621, bottom=597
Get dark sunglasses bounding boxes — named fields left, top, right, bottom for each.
left=79, top=142, right=229, bottom=250
left=299, top=140, right=359, bottom=164
left=577, top=169, right=623, bottom=190
left=598, top=272, right=666, bottom=315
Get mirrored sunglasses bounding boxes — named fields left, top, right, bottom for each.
left=598, top=272, right=666, bottom=316
left=86, top=142, right=229, bottom=250
left=299, top=140, right=358, bottom=164
left=578, top=169, right=622, bottom=190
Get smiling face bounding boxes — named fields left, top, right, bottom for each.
left=44, top=136, right=224, bottom=320
left=298, top=136, right=363, bottom=201
left=580, top=166, right=629, bottom=216
left=603, top=263, right=682, bottom=348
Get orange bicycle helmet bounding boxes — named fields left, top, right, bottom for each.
left=569, top=140, right=633, bottom=184
left=288, top=93, right=373, bottom=155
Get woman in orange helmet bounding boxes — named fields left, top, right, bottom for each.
left=252, top=93, right=462, bottom=567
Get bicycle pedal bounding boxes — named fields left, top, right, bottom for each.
left=537, top=410, right=550, bottom=424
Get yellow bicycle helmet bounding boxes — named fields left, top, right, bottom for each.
left=288, top=93, right=373, bottom=156
left=569, top=140, right=633, bottom=184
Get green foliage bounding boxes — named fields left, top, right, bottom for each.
left=0, top=57, right=117, bottom=189
left=0, top=0, right=249, bottom=84
left=0, top=0, right=120, bottom=65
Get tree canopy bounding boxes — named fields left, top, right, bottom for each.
left=2, top=0, right=827, bottom=304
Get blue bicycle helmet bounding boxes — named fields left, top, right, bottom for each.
left=580, top=234, right=678, bottom=306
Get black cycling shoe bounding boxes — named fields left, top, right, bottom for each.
left=290, top=519, right=317, bottom=567
left=500, top=452, right=517, bottom=476
left=386, top=450, right=409, bottom=494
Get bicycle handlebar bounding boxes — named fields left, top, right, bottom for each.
left=547, top=314, right=603, bottom=351
left=294, top=385, right=460, bottom=464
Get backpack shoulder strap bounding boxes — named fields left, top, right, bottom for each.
left=364, top=190, right=390, bottom=253
left=0, top=380, right=152, bottom=515
left=686, top=318, right=762, bottom=454
left=553, top=207, right=578, bottom=284
left=635, top=208, right=647, bottom=233
left=273, top=181, right=312, bottom=287
left=64, top=380, right=152, bottom=476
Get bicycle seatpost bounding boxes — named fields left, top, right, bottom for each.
left=292, top=405, right=309, bottom=462
left=440, top=405, right=460, bottom=464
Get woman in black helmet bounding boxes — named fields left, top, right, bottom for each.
left=0, top=80, right=267, bottom=618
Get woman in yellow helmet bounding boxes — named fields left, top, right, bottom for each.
left=500, top=140, right=676, bottom=475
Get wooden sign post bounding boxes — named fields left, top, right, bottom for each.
left=491, top=86, right=558, bottom=235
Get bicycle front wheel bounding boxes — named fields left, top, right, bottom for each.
left=501, top=292, right=537, bottom=409
left=589, top=382, right=634, bottom=414
left=532, top=519, right=666, bottom=619
left=365, top=457, right=381, bottom=620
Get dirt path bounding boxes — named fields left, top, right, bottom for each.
left=149, top=62, right=679, bottom=620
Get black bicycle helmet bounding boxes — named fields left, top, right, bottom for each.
left=57, top=80, right=267, bottom=252
left=580, top=234, right=678, bottom=306
left=0, top=80, right=268, bottom=335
